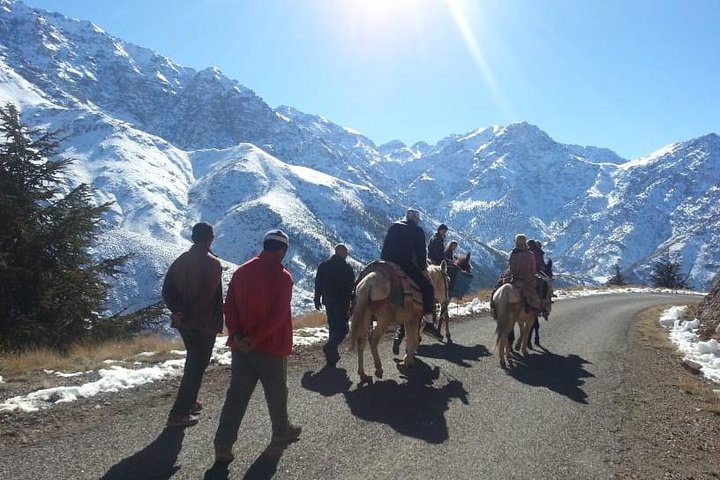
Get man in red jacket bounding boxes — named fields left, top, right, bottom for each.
left=213, top=229, right=301, bottom=463
left=162, top=222, right=223, bottom=428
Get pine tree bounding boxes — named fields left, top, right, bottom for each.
left=0, top=103, right=130, bottom=351
left=606, top=264, right=627, bottom=286
left=650, top=253, right=690, bottom=290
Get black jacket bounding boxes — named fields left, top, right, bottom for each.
left=427, top=233, right=446, bottom=265
left=380, top=220, right=427, bottom=270
left=314, top=255, right=355, bottom=307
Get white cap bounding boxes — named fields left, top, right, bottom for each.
left=406, top=208, right=421, bottom=223
left=263, top=229, right=289, bottom=245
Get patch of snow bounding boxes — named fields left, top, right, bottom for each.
left=659, top=306, right=720, bottom=384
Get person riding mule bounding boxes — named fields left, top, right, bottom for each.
left=348, top=261, right=449, bottom=383
left=493, top=234, right=542, bottom=315
left=428, top=224, right=449, bottom=265
left=380, top=209, right=442, bottom=340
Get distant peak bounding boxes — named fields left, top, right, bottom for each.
left=379, top=140, right=406, bottom=150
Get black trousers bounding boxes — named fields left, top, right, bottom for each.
left=169, top=327, right=216, bottom=418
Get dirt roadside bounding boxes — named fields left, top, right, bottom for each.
left=615, top=306, right=720, bottom=479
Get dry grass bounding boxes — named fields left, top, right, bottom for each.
left=0, top=335, right=184, bottom=377
left=292, top=310, right=327, bottom=330
left=460, top=288, right=493, bottom=303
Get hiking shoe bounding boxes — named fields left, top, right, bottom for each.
left=190, top=401, right=203, bottom=415
left=214, top=445, right=234, bottom=463
left=392, top=337, right=401, bottom=355
left=271, top=424, right=302, bottom=444
left=422, top=323, right=444, bottom=341
left=166, top=414, right=199, bottom=428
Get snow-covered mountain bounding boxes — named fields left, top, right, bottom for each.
left=0, top=0, right=717, bottom=316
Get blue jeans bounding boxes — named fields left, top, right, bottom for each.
left=324, top=302, right=349, bottom=356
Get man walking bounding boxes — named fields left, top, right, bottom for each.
left=314, top=244, right=355, bottom=368
left=162, top=222, right=223, bottom=428
left=213, top=229, right=301, bottom=463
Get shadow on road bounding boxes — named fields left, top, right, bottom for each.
left=100, top=427, right=184, bottom=480
left=300, top=366, right=352, bottom=396
left=507, top=349, right=594, bottom=404
left=203, top=443, right=290, bottom=480
left=416, top=342, right=491, bottom=367
left=343, top=358, right=469, bottom=444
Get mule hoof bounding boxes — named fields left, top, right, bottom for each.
left=359, top=373, right=372, bottom=385
left=403, top=356, right=416, bottom=367
left=375, top=369, right=384, bottom=379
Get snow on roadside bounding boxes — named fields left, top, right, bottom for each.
left=0, top=331, right=328, bottom=413
left=0, top=287, right=705, bottom=414
left=659, top=306, right=720, bottom=384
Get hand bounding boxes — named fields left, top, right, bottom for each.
left=228, top=334, right=254, bottom=353
left=170, top=312, right=185, bottom=325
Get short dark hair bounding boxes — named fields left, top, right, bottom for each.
left=191, top=222, right=214, bottom=243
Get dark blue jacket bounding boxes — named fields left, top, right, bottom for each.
left=380, top=220, right=427, bottom=271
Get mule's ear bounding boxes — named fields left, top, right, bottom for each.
left=440, top=260, right=447, bottom=272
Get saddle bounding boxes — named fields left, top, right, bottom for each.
left=355, top=261, right=423, bottom=308
left=491, top=271, right=549, bottom=317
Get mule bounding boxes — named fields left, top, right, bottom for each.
left=437, top=253, right=472, bottom=341
left=492, top=277, right=553, bottom=369
left=348, top=262, right=449, bottom=384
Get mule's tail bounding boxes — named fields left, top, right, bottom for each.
left=493, top=287, right=511, bottom=350
left=348, top=286, right=370, bottom=352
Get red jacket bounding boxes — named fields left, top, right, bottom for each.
left=224, top=251, right=293, bottom=356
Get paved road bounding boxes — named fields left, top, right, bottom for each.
left=0, top=293, right=701, bottom=480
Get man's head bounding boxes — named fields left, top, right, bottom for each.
left=406, top=208, right=421, bottom=224
left=514, top=233, right=528, bottom=249
left=191, top=222, right=214, bottom=246
left=334, top=243, right=349, bottom=259
left=263, top=229, right=289, bottom=260
left=437, top=224, right=448, bottom=236
left=448, top=240, right=458, bottom=251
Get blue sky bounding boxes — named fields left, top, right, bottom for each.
left=24, top=0, right=720, bottom=159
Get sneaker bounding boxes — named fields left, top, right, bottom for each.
left=392, top=337, right=401, bottom=355
left=271, top=424, right=302, bottom=444
left=190, top=401, right=203, bottom=415
left=422, top=322, right=444, bottom=341
left=214, top=445, right=234, bottom=463
left=166, top=414, right=199, bottom=428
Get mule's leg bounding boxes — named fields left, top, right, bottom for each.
left=440, top=302, right=451, bottom=343
left=403, top=317, right=421, bottom=367
left=533, top=317, right=540, bottom=346
left=368, top=314, right=389, bottom=379
left=518, top=317, right=531, bottom=356
left=355, top=311, right=372, bottom=384
left=497, top=324, right=508, bottom=369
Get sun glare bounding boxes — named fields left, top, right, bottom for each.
left=443, top=0, right=512, bottom=117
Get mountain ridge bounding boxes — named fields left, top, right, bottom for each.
left=0, top=0, right=717, bottom=316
